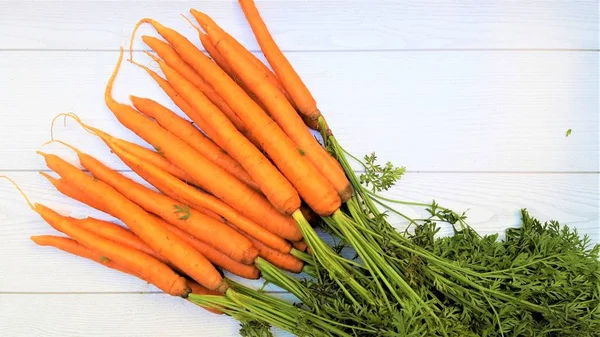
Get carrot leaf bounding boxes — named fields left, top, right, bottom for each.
left=359, top=152, right=406, bottom=192
left=173, top=204, right=191, bottom=220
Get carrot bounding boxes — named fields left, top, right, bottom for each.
left=33, top=153, right=227, bottom=293
left=203, top=23, right=352, bottom=202
left=138, top=36, right=247, bottom=136
left=190, top=9, right=294, bottom=107
left=31, top=235, right=221, bottom=314
left=137, top=19, right=340, bottom=216
left=238, top=0, right=321, bottom=128
left=51, top=140, right=258, bottom=265
left=243, top=230, right=304, bottom=273
left=192, top=29, right=270, bottom=114
left=40, top=171, right=110, bottom=214
left=129, top=95, right=258, bottom=190
left=292, top=240, right=308, bottom=253
left=155, top=57, right=301, bottom=215
left=50, top=112, right=199, bottom=186
left=198, top=31, right=235, bottom=78
left=37, top=202, right=189, bottom=297
left=186, top=279, right=223, bottom=314
left=31, top=235, right=140, bottom=277
left=111, top=143, right=292, bottom=254
left=59, top=113, right=299, bottom=242
left=160, top=218, right=260, bottom=279
left=39, top=172, right=170, bottom=264
left=105, top=49, right=301, bottom=240
left=113, top=139, right=198, bottom=184
left=71, top=217, right=167, bottom=264
left=140, top=35, right=208, bottom=93
left=182, top=14, right=268, bottom=111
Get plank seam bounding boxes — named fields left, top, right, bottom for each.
left=1, top=48, right=598, bottom=53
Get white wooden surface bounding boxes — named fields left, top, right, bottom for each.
left=0, top=1, right=598, bottom=336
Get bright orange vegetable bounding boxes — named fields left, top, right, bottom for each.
left=238, top=0, right=321, bottom=129
left=138, top=36, right=247, bottom=135
left=112, top=144, right=292, bottom=254
left=160, top=219, right=260, bottom=279
left=71, top=217, right=167, bottom=264
left=190, top=9, right=293, bottom=106
left=203, top=22, right=352, bottom=202
left=37, top=203, right=189, bottom=297
left=106, top=49, right=301, bottom=238
left=130, top=95, right=258, bottom=191
left=137, top=19, right=340, bottom=216
left=51, top=140, right=258, bottom=265
left=156, top=57, right=300, bottom=215
left=34, top=153, right=227, bottom=292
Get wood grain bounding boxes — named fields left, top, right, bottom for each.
left=0, top=293, right=295, bottom=337
left=0, top=1, right=596, bottom=51
left=0, top=51, right=597, bottom=172
left=1, top=171, right=597, bottom=293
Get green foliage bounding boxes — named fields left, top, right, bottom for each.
left=173, top=204, right=191, bottom=220
left=239, top=320, right=273, bottom=337
left=359, top=152, right=406, bottom=192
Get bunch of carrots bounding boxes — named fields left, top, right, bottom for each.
left=1, top=0, right=380, bottom=335
left=6, top=1, right=598, bottom=336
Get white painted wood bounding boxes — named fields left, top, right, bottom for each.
left=0, top=293, right=294, bottom=337
left=0, top=2, right=598, bottom=336
left=1, top=171, right=597, bottom=293
left=0, top=51, right=597, bottom=172
left=0, top=1, right=597, bottom=51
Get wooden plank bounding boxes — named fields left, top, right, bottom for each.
left=0, top=293, right=295, bottom=337
left=0, top=1, right=596, bottom=51
left=1, top=171, right=597, bottom=293
left=0, top=50, right=596, bottom=172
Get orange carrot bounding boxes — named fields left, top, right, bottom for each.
left=129, top=95, right=259, bottom=191
left=30, top=234, right=150, bottom=278
left=105, top=49, right=301, bottom=239
left=52, top=140, right=258, bottom=265
left=31, top=235, right=221, bottom=314
left=238, top=0, right=321, bottom=128
left=59, top=113, right=300, bottom=242
left=137, top=19, right=340, bottom=216
left=40, top=171, right=110, bottom=214
left=39, top=172, right=169, bottom=263
left=112, top=139, right=198, bottom=184
left=190, top=9, right=293, bottom=107
left=198, top=31, right=235, bottom=77
left=36, top=203, right=189, bottom=297
left=160, top=219, right=260, bottom=279
left=34, top=153, right=227, bottom=292
left=136, top=37, right=248, bottom=136
left=51, top=111, right=198, bottom=186
left=140, top=35, right=208, bottom=93
left=111, top=143, right=292, bottom=254
left=292, top=240, right=308, bottom=253
left=193, top=30, right=270, bottom=114
left=243, top=231, right=304, bottom=273
left=204, top=24, right=352, bottom=202
left=156, top=57, right=301, bottom=215
left=71, top=217, right=167, bottom=263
